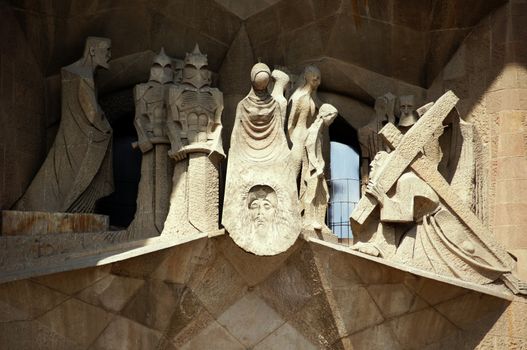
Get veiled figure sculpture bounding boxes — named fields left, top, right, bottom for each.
left=128, top=48, right=175, bottom=236
left=162, top=45, right=224, bottom=237
left=351, top=91, right=526, bottom=294
left=15, top=37, right=113, bottom=213
left=223, top=63, right=300, bottom=256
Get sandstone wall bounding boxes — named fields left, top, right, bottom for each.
left=0, top=3, right=46, bottom=209
left=427, top=0, right=527, bottom=278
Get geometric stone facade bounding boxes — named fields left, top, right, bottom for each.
left=2, top=0, right=527, bottom=349
left=1, top=236, right=526, bottom=350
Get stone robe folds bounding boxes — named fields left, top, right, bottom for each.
left=15, top=68, right=113, bottom=213
left=223, top=89, right=300, bottom=256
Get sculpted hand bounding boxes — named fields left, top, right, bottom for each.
left=365, top=180, right=385, bottom=205
left=169, top=148, right=187, bottom=161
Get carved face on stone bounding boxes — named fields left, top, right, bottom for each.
left=86, top=37, right=111, bottom=69
left=149, top=48, right=173, bottom=84
left=247, top=185, right=277, bottom=230
left=398, top=95, right=418, bottom=127
left=303, top=65, right=321, bottom=90
left=182, top=44, right=211, bottom=89
left=251, top=63, right=271, bottom=92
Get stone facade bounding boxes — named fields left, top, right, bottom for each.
left=1, top=0, right=527, bottom=349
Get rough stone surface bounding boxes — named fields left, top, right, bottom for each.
left=222, top=63, right=301, bottom=256
left=1, top=210, right=109, bottom=235
left=0, top=238, right=524, bottom=349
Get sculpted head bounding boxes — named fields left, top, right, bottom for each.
left=149, top=48, right=173, bottom=84
left=247, top=185, right=277, bottom=229
left=397, top=95, right=418, bottom=127
left=182, top=44, right=211, bottom=89
left=303, top=65, right=321, bottom=91
left=83, top=37, right=111, bottom=69
left=318, top=103, right=338, bottom=126
left=251, top=63, right=271, bottom=91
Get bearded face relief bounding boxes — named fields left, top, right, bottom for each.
left=247, top=185, right=277, bottom=232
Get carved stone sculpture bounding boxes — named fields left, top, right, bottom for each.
left=351, top=91, right=526, bottom=294
left=15, top=37, right=113, bottom=213
left=128, top=48, right=175, bottom=235
left=358, top=93, right=396, bottom=193
left=300, top=104, right=338, bottom=235
left=270, top=69, right=290, bottom=124
left=162, top=45, right=224, bottom=237
left=287, top=65, right=321, bottom=176
left=397, top=94, right=417, bottom=129
left=223, top=63, right=300, bottom=256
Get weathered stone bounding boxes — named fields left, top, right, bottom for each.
left=127, top=48, right=175, bottom=237
left=91, top=316, right=163, bottom=350
left=33, top=265, right=111, bottom=295
left=222, top=62, right=300, bottom=256
left=367, top=283, right=427, bottom=319
left=331, top=286, right=385, bottom=335
left=37, top=298, right=112, bottom=348
left=217, top=292, right=284, bottom=347
left=76, top=274, right=144, bottom=312
left=346, top=324, right=402, bottom=350
left=388, top=308, right=458, bottom=349
left=1, top=210, right=109, bottom=235
left=14, top=37, right=113, bottom=213
left=121, top=279, right=185, bottom=332
left=188, top=252, right=247, bottom=317
left=180, top=321, right=245, bottom=350
left=0, top=279, right=67, bottom=321
left=253, top=322, right=317, bottom=350
left=163, top=44, right=224, bottom=238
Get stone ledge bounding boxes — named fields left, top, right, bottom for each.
left=308, top=237, right=515, bottom=301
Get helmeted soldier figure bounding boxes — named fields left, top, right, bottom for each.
left=163, top=44, right=224, bottom=236
left=128, top=48, right=175, bottom=236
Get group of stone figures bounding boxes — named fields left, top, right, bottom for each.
left=13, top=37, right=526, bottom=294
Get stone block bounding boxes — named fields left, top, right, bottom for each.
left=388, top=308, right=458, bottom=349
left=404, top=275, right=467, bottom=305
left=290, top=293, right=342, bottom=348
left=33, top=265, right=111, bottom=295
left=496, top=157, right=527, bottom=180
left=121, top=279, right=186, bottom=332
left=495, top=179, right=527, bottom=204
left=217, top=292, right=285, bottom=348
left=188, top=253, right=247, bottom=317
left=0, top=319, right=83, bottom=350
left=180, top=321, right=245, bottom=350
left=257, top=246, right=322, bottom=319
left=37, top=298, right=112, bottom=349
left=331, top=285, right=385, bottom=334
left=367, top=283, right=427, bottom=319
left=493, top=203, right=527, bottom=226
left=498, top=110, right=526, bottom=133
left=253, top=322, right=317, bottom=350
left=1, top=210, right=109, bottom=235
left=435, top=292, right=507, bottom=330
left=497, top=133, right=525, bottom=157
left=76, top=274, right=144, bottom=312
left=151, top=238, right=208, bottom=284
left=346, top=323, right=402, bottom=350
left=91, top=316, right=163, bottom=350
left=0, top=279, right=67, bottom=322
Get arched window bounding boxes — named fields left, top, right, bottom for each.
left=328, top=116, right=361, bottom=244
